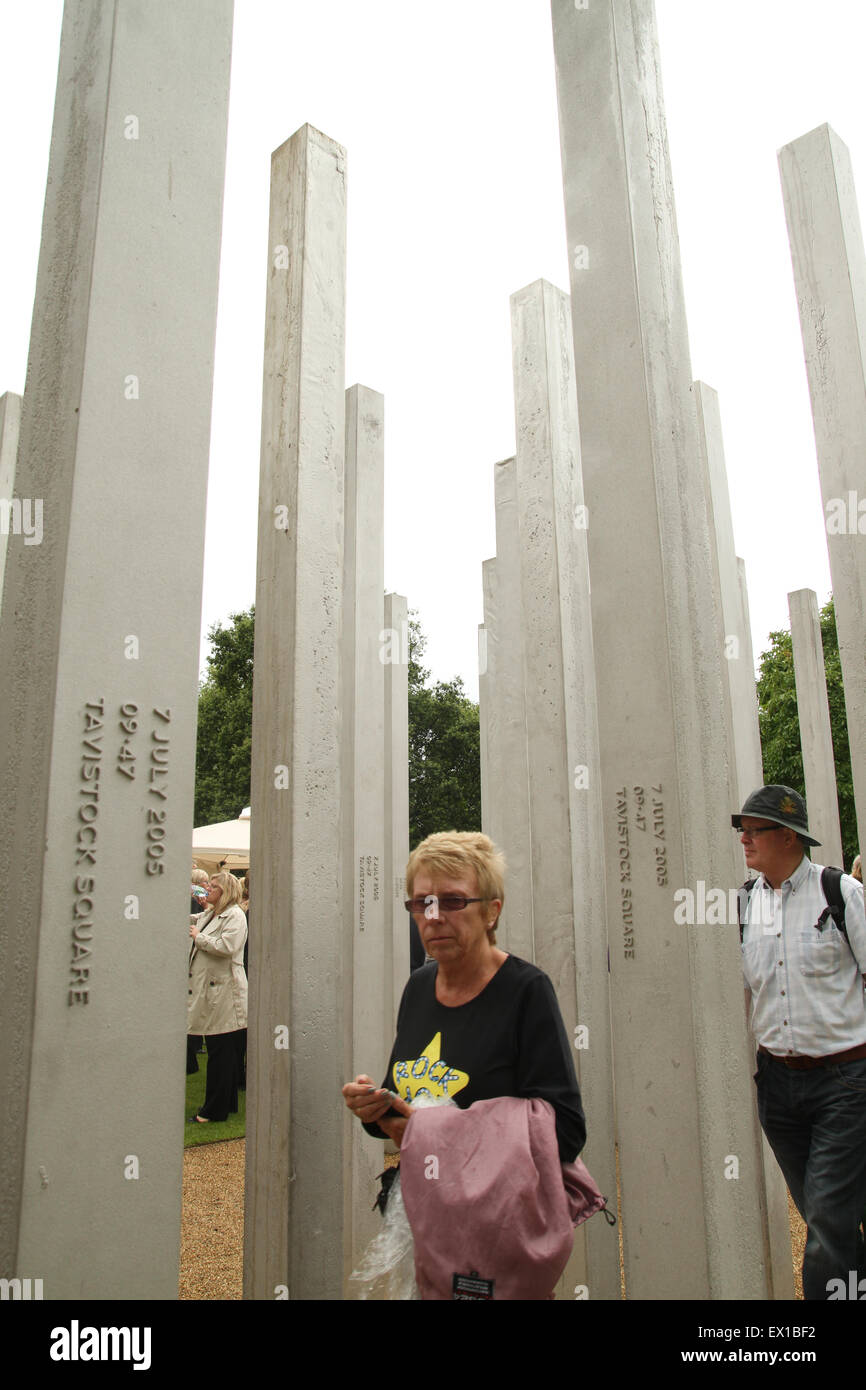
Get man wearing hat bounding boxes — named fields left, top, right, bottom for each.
left=735, top=785, right=866, bottom=1300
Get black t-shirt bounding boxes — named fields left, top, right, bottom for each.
left=364, top=954, right=586, bottom=1162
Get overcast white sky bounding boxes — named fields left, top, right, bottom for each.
left=2, top=1, right=865, bottom=701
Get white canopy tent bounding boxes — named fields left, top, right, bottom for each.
left=191, top=806, right=250, bottom=874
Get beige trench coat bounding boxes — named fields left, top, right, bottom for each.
left=187, top=904, right=248, bottom=1035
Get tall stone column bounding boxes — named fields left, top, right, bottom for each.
left=510, top=279, right=618, bottom=1300
left=736, top=558, right=764, bottom=793
left=695, top=382, right=764, bottom=802
left=780, top=125, right=866, bottom=853
left=693, top=387, right=791, bottom=1293
left=552, top=0, right=780, bottom=1298
left=478, top=621, right=491, bottom=836
left=480, top=558, right=502, bottom=850
left=492, top=459, right=534, bottom=961
left=384, top=591, right=410, bottom=1027
left=244, top=124, right=347, bottom=1301
left=788, top=588, right=845, bottom=867
left=342, top=383, right=387, bottom=1280
left=0, top=391, right=22, bottom=612
left=0, top=0, right=232, bottom=1297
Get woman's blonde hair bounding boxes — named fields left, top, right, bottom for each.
left=406, top=831, right=505, bottom=944
left=210, top=870, right=243, bottom=915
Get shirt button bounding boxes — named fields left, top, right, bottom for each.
left=781, top=990, right=786, bottom=997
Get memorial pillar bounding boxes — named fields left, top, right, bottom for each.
left=342, top=383, right=387, bottom=1282
left=694, top=389, right=791, bottom=1294
left=0, top=0, right=232, bottom=1297
left=788, top=588, right=845, bottom=867
left=478, top=621, right=490, bottom=836
left=384, top=591, right=410, bottom=1025
left=480, top=558, right=502, bottom=849
left=244, top=124, right=347, bottom=1301
left=0, top=392, right=22, bottom=612
left=780, top=125, right=866, bottom=852
left=491, top=459, right=535, bottom=961
left=695, top=382, right=764, bottom=802
left=552, top=0, right=780, bottom=1297
left=510, top=278, right=618, bottom=1300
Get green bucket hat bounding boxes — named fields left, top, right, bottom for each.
left=731, top=785, right=820, bottom=847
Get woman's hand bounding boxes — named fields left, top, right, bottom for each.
left=189, top=923, right=199, bottom=940
left=377, top=1093, right=413, bottom=1150
left=342, top=1075, right=414, bottom=1146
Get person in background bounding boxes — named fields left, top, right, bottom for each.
left=186, top=869, right=211, bottom=1074
left=191, top=867, right=209, bottom=913
left=188, top=871, right=248, bottom=1123
left=852, top=854, right=862, bottom=884
left=736, top=785, right=866, bottom=1300
left=234, top=871, right=250, bottom=1090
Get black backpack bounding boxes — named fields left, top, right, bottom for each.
left=738, top=866, right=846, bottom=943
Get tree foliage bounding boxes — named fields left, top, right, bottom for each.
left=194, top=607, right=254, bottom=826
left=407, top=616, right=481, bottom=846
left=757, top=597, right=858, bottom=868
left=193, top=606, right=482, bottom=847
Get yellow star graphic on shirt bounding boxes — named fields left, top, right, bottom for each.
left=391, top=1031, right=469, bottom=1103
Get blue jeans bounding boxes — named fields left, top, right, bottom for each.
left=755, top=1051, right=866, bottom=1300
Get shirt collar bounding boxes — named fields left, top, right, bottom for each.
left=758, top=853, right=810, bottom=893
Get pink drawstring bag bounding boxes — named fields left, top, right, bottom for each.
left=399, top=1096, right=610, bottom=1300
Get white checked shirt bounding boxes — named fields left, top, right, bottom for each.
left=741, top=856, right=866, bottom=1056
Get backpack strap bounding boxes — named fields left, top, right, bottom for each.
left=738, top=878, right=757, bottom=944
left=817, top=866, right=847, bottom=942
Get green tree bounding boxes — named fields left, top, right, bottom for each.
left=757, top=597, right=857, bottom=868
left=193, top=606, right=482, bottom=844
left=407, top=616, right=481, bottom=844
left=194, top=607, right=254, bottom=825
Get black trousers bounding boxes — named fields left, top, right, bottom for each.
left=197, top=1031, right=240, bottom=1121
left=234, top=1028, right=247, bottom=1090
left=186, top=1034, right=202, bottom=1075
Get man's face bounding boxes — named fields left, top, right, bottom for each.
left=739, top=817, right=791, bottom=878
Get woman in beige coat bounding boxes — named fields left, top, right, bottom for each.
left=187, top=870, right=248, bottom=1123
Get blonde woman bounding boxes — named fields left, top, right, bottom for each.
left=188, top=871, right=248, bottom=1123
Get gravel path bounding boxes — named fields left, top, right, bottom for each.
left=181, top=1136, right=807, bottom=1300
left=180, top=1138, right=245, bottom=1300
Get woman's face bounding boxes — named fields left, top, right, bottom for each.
left=410, top=870, right=498, bottom=966
left=206, top=877, right=222, bottom=906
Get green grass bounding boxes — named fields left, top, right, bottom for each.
left=184, top=1044, right=246, bottom=1147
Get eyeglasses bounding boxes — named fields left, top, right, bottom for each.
left=736, top=826, right=782, bottom=841
left=404, top=895, right=487, bottom=916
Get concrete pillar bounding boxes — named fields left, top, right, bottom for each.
left=552, top=0, right=780, bottom=1298
left=342, top=383, right=387, bottom=1282
left=480, top=558, right=508, bottom=850
left=0, top=392, right=22, bottom=613
left=695, top=383, right=764, bottom=803
left=788, top=588, right=845, bottom=867
left=384, top=591, right=410, bottom=1027
left=510, top=278, right=618, bottom=1301
left=492, top=459, right=535, bottom=962
left=245, top=124, right=347, bottom=1302
left=736, top=558, right=764, bottom=793
left=478, top=622, right=490, bottom=836
left=695, top=388, right=791, bottom=1295
left=780, top=125, right=866, bottom=854
left=0, top=0, right=232, bottom=1297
